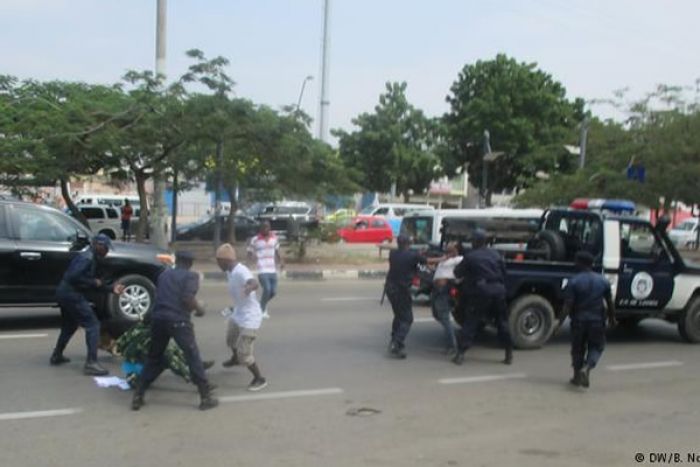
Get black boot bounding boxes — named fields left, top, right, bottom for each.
left=203, top=360, right=215, bottom=370
left=198, top=384, right=219, bottom=411
left=83, top=360, right=109, bottom=376
left=50, top=349, right=70, bottom=366
left=570, top=369, right=583, bottom=387
left=131, top=392, right=145, bottom=411
left=503, top=348, right=513, bottom=365
left=580, top=365, right=590, bottom=388
left=452, top=351, right=465, bottom=366
left=388, top=342, right=407, bottom=359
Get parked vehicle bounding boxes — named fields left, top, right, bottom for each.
left=0, top=198, right=170, bottom=321
left=360, top=203, right=434, bottom=236
left=176, top=214, right=260, bottom=242
left=257, top=201, right=318, bottom=234
left=668, top=218, right=699, bottom=249
left=433, top=199, right=700, bottom=349
left=75, top=194, right=140, bottom=209
left=73, top=204, right=122, bottom=240
left=337, top=216, right=393, bottom=244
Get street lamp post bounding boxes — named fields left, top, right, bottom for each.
left=297, top=75, right=314, bottom=112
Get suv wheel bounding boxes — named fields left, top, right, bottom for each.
left=678, top=297, right=700, bottom=343
left=109, top=274, right=155, bottom=321
left=508, top=294, right=555, bottom=349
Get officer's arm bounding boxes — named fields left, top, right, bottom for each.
left=453, top=257, right=468, bottom=280
left=562, top=282, right=575, bottom=318
left=182, top=273, right=200, bottom=313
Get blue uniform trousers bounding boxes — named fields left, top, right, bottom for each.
left=55, top=293, right=100, bottom=361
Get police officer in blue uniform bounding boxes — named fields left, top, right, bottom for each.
left=50, top=234, right=123, bottom=376
left=131, top=251, right=217, bottom=411
left=452, top=229, right=514, bottom=366
left=385, top=235, right=427, bottom=359
left=564, top=251, right=617, bottom=388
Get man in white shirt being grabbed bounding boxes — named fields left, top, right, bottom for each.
left=216, top=243, right=267, bottom=392
left=431, top=242, right=463, bottom=355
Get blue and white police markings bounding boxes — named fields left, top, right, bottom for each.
left=631, top=272, right=654, bottom=300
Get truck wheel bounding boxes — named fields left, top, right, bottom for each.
left=617, top=316, right=643, bottom=330
left=531, top=231, right=567, bottom=262
left=678, top=297, right=700, bottom=343
left=508, top=294, right=556, bottom=349
left=108, top=274, right=155, bottom=321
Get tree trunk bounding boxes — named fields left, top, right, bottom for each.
left=60, top=179, right=89, bottom=228
left=135, top=171, right=149, bottom=243
left=225, top=186, right=238, bottom=244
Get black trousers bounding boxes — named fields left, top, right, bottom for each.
left=570, top=320, right=606, bottom=370
left=457, top=294, right=513, bottom=352
left=138, top=319, right=208, bottom=393
left=55, top=293, right=100, bottom=361
left=386, top=283, right=413, bottom=347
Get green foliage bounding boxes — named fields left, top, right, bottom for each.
left=335, top=82, right=440, bottom=202
left=443, top=54, right=584, bottom=202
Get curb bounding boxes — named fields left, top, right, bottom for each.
left=201, top=270, right=387, bottom=282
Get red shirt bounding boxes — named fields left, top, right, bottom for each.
left=121, top=205, right=133, bottom=221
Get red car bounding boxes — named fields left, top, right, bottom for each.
left=338, top=216, right=393, bottom=244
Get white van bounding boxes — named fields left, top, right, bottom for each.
left=360, top=203, right=435, bottom=236
left=401, top=208, right=544, bottom=246
left=75, top=194, right=141, bottom=209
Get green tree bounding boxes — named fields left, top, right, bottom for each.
left=443, top=54, right=584, bottom=205
left=335, top=81, right=440, bottom=202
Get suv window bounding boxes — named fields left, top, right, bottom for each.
left=621, top=222, right=666, bottom=260
left=81, top=207, right=105, bottom=219
left=106, top=208, right=119, bottom=219
left=375, top=207, right=389, bottom=215
left=15, top=206, right=80, bottom=242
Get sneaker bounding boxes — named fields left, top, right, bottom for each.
left=83, top=361, right=109, bottom=376
left=199, top=395, right=219, bottom=411
left=131, top=393, right=145, bottom=411
left=248, top=377, right=268, bottom=392
left=503, top=349, right=513, bottom=365
left=222, top=355, right=238, bottom=368
left=262, top=309, right=270, bottom=320
left=50, top=353, right=70, bottom=366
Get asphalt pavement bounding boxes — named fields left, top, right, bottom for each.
left=1, top=280, right=699, bottom=467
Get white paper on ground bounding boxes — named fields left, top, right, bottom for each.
left=93, top=376, right=131, bottom=391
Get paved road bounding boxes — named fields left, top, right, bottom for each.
left=1, top=280, right=699, bottom=467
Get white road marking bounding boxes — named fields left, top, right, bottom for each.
left=320, top=297, right=377, bottom=302
left=0, top=408, right=82, bottom=421
left=220, top=387, right=344, bottom=403
left=606, top=361, right=684, bottom=371
left=0, top=333, right=49, bottom=340
left=438, top=373, right=528, bottom=385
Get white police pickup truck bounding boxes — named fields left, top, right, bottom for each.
left=443, top=199, right=700, bottom=349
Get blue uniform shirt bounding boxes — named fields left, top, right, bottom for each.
left=151, top=267, right=200, bottom=322
left=564, top=271, right=611, bottom=322
left=387, top=249, right=426, bottom=288
left=57, top=249, right=109, bottom=298
left=454, top=247, right=507, bottom=298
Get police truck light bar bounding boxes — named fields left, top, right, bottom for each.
left=570, top=198, right=636, bottom=213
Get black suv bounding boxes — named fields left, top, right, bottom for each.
left=0, top=199, right=167, bottom=321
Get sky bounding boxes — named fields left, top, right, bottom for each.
left=2, top=0, right=699, bottom=143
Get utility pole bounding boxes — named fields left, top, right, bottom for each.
left=579, top=117, right=589, bottom=169
left=150, top=0, right=168, bottom=249
left=318, top=0, right=331, bottom=142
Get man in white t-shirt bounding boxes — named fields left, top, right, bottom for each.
left=247, top=221, right=284, bottom=318
left=216, top=243, right=267, bottom=392
left=431, top=242, right=463, bottom=355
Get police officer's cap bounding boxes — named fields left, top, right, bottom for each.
left=472, top=228, right=488, bottom=242
left=93, top=233, right=113, bottom=250
left=176, top=250, right=196, bottom=262
left=575, top=250, right=595, bottom=267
